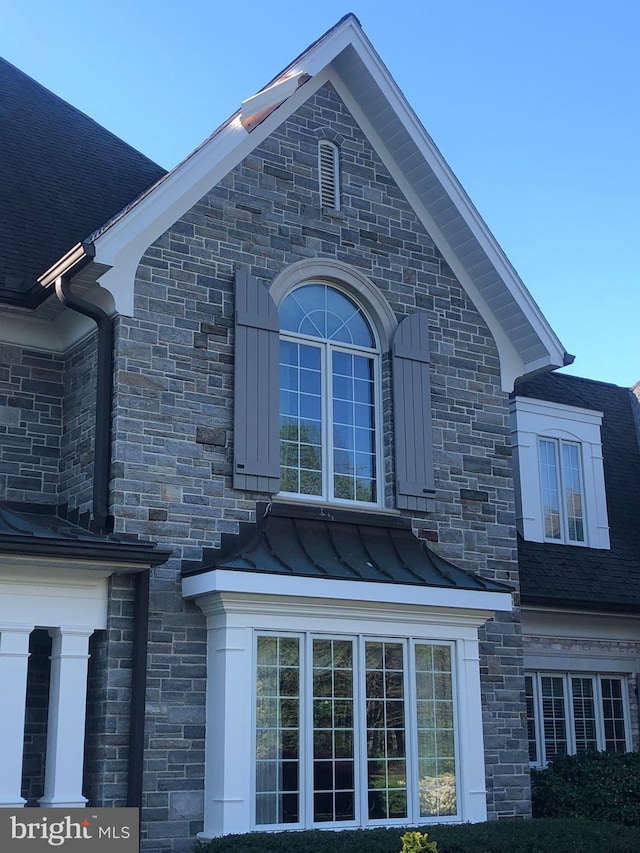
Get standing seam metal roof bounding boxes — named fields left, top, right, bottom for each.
left=182, top=501, right=511, bottom=593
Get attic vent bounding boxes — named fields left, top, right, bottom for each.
left=319, top=140, right=340, bottom=209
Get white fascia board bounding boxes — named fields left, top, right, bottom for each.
left=0, top=565, right=110, bottom=629
left=511, top=395, right=604, bottom=429
left=522, top=606, right=640, bottom=642
left=181, top=568, right=513, bottom=618
left=0, top=554, right=149, bottom=574
left=241, top=72, right=306, bottom=120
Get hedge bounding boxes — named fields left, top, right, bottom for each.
left=194, top=819, right=640, bottom=853
left=532, top=751, right=640, bottom=825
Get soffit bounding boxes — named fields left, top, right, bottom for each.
left=330, top=43, right=559, bottom=370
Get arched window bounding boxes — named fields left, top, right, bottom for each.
left=233, top=264, right=435, bottom=512
left=279, top=283, right=380, bottom=504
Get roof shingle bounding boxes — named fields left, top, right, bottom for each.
left=0, top=57, right=166, bottom=307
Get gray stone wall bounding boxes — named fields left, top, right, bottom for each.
left=110, top=82, right=529, bottom=847
left=0, top=343, right=64, bottom=502
left=59, top=332, right=97, bottom=514
left=85, top=574, right=137, bottom=808
left=0, top=334, right=96, bottom=515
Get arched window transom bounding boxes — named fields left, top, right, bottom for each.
left=279, top=283, right=381, bottom=505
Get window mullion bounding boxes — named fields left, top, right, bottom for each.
left=356, top=636, right=368, bottom=825
left=406, top=640, right=419, bottom=824
left=303, top=634, right=313, bottom=827
left=558, top=442, right=569, bottom=542
left=533, top=675, right=544, bottom=766
left=324, top=343, right=332, bottom=502
left=594, top=676, right=606, bottom=752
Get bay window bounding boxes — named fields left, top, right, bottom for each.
left=254, top=632, right=457, bottom=829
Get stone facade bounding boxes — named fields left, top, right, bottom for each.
left=0, top=344, right=64, bottom=502
left=104, top=83, right=530, bottom=847
left=0, top=334, right=96, bottom=513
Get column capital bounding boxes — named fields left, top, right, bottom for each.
left=48, top=626, right=95, bottom=638
left=0, top=622, right=35, bottom=634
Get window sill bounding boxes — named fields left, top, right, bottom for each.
left=272, top=495, right=402, bottom=516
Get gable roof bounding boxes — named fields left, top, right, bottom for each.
left=0, top=57, right=166, bottom=308
left=515, top=372, right=640, bottom=613
left=38, top=14, right=570, bottom=389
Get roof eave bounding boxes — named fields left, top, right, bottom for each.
left=0, top=536, right=171, bottom=570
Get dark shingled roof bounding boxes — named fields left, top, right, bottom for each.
left=0, top=57, right=166, bottom=307
left=0, top=502, right=170, bottom=568
left=182, top=501, right=511, bottom=593
left=514, top=372, right=640, bottom=613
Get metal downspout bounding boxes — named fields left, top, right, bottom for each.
left=54, top=274, right=114, bottom=533
left=54, top=274, right=149, bottom=809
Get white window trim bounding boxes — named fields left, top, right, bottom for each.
left=510, top=396, right=610, bottom=548
left=526, top=670, right=632, bottom=767
left=269, top=259, right=398, bottom=352
left=185, top=571, right=511, bottom=839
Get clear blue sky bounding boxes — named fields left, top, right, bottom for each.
left=3, top=1, right=638, bottom=387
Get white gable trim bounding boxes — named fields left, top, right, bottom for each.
left=86, top=13, right=566, bottom=389
left=328, top=72, right=525, bottom=391
left=91, top=71, right=334, bottom=318
left=241, top=71, right=307, bottom=123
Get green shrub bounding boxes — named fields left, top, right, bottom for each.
left=194, top=819, right=640, bottom=853
left=399, top=830, right=437, bottom=853
left=532, top=751, right=640, bottom=825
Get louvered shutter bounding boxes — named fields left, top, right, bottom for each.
left=233, top=268, right=281, bottom=492
left=393, top=313, right=436, bottom=512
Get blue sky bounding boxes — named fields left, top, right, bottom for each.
left=3, top=1, right=638, bottom=387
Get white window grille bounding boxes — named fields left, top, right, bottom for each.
left=255, top=632, right=458, bottom=829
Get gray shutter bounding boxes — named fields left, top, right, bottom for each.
left=393, top=313, right=436, bottom=512
left=233, top=268, right=281, bottom=493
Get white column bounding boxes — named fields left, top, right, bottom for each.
left=0, top=624, right=33, bottom=807
left=39, top=627, right=93, bottom=808
left=457, top=635, right=488, bottom=823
